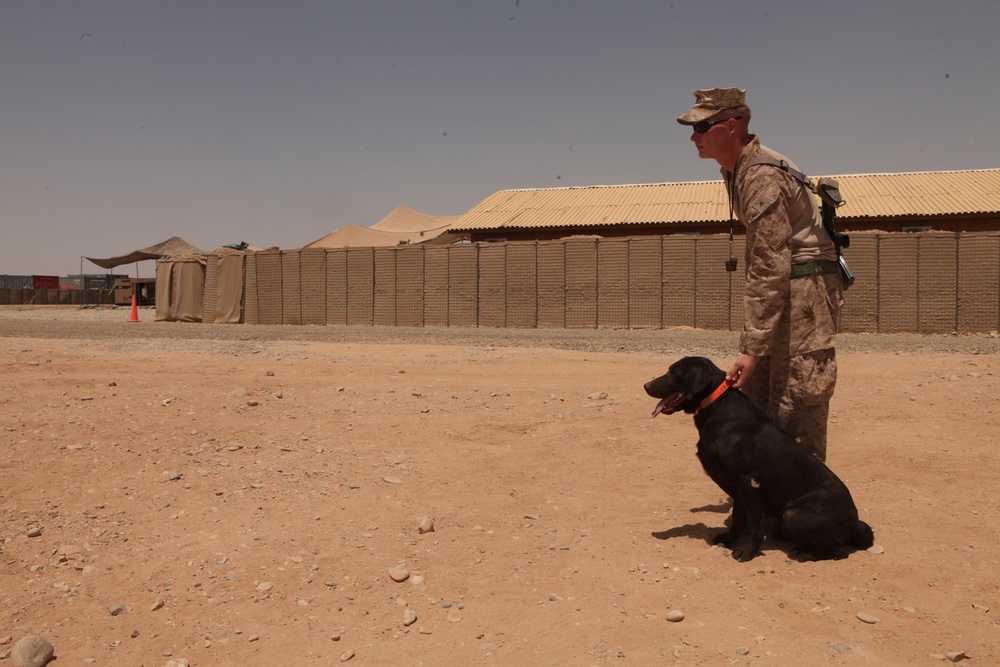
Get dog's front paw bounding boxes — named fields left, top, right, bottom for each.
left=731, top=545, right=760, bottom=562
left=713, top=530, right=738, bottom=547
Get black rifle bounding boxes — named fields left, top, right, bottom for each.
left=814, top=179, right=855, bottom=288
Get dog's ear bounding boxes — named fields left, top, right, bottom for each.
left=683, top=357, right=721, bottom=396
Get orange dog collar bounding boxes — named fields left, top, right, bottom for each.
left=695, top=378, right=733, bottom=414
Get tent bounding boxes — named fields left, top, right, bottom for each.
left=86, top=236, right=205, bottom=269
left=303, top=206, right=462, bottom=249
left=155, top=255, right=207, bottom=322
left=206, top=247, right=254, bottom=324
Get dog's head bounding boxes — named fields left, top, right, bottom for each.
left=644, top=356, right=727, bottom=417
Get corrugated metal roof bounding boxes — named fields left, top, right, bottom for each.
left=835, top=169, right=1000, bottom=219
left=449, top=169, right=1000, bottom=231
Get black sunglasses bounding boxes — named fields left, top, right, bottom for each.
left=692, top=116, right=743, bottom=134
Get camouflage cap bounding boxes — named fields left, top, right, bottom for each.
left=677, top=88, right=748, bottom=125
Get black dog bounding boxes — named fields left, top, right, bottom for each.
left=644, top=356, right=874, bottom=562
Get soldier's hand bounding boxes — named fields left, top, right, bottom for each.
left=727, top=354, right=761, bottom=389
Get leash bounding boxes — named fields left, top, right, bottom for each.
left=695, top=378, right=734, bottom=415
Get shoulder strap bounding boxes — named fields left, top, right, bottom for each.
left=743, top=157, right=845, bottom=210
left=741, top=156, right=811, bottom=188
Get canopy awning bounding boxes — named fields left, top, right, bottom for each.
left=86, top=236, right=205, bottom=269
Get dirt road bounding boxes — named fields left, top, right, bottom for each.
left=2, top=306, right=998, bottom=666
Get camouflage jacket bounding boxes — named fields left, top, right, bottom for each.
left=723, top=136, right=837, bottom=356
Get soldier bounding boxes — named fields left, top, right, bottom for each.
left=677, top=88, right=844, bottom=461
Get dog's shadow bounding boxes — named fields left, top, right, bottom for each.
left=651, top=522, right=717, bottom=543
left=690, top=500, right=730, bottom=514
left=651, top=502, right=730, bottom=544
left=651, top=503, right=818, bottom=559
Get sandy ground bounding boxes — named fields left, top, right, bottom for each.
left=1, top=305, right=999, bottom=666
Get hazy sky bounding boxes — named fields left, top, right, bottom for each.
left=3, top=0, right=998, bottom=277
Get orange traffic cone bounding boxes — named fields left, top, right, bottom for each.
left=129, top=294, right=140, bottom=322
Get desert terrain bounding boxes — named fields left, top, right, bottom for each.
left=1, top=305, right=999, bottom=666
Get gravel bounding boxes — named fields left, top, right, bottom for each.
left=2, top=305, right=998, bottom=356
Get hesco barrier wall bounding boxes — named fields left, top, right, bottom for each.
left=0, top=288, right=115, bottom=306
left=235, top=230, right=999, bottom=334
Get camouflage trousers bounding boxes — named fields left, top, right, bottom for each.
left=742, top=348, right=837, bottom=461
left=741, top=273, right=842, bottom=461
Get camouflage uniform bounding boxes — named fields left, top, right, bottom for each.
left=724, top=137, right=844, bottom=461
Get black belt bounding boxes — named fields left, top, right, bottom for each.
left=790, top=259, right=840, bottom=279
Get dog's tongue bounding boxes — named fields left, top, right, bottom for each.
left=650, top=392, right=684, bottom=418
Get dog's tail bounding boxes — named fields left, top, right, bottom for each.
left=852, top=521, right=875, bottom=550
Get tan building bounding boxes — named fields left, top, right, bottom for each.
left=448, top=168, right=1000, bottom=242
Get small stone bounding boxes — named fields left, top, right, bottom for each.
left=339, top=649, right=355, bottom=662
left=168, top=471, right=182, bottom=481
left=383, top=477, right=402, bottom=484
left=108, top=602, right=128, bottom=616
left=856, top=611, right=880, bottom=624
left=665, top=610, right=685, bottom=622
left=410, top=575, right=426, bottom=587
left=735, top=647, right=750, bottom=656
left=248, top=634, right=259, bottom=642
left=26, top=527, right=41, bottom=538
left=388, top=567, right=410, bottom=583
left=447, top=608, right=462, bottom=622
left=256, top=582, right=273, bottom=592
left=945, top=651, right=967, bottom=662
left=330, top=633, right=341, bottom=642
left=403, top=608, right=417, bottom=626
left=867, top=544, right=884, bottom=554
left=588, top=391, right=608, bottom=400
left=418, top=517, right=435, bottom=534
left=11, top=635, right=54, bottom=667
left=548, top=593, right=564, bottom=602
left=247, top=400, right=259, bottom=407
left=523, top=514, right=539, bottom=520
left=164, top=660, right=189, bottom=667
left=150, top=600, right=165, bottom=611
